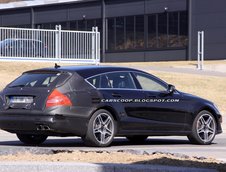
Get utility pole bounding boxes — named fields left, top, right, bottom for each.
left=101, top=0, right=106, bottom=62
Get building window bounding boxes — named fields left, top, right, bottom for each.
left=116, top=17, right=125, bottom=50
left=135, top=15, right=144, bottom=49
left=168, top=12, right=179, bottom=47
left=158, top=13, right=167, bottom=48
left=179, top=11, right=188, bottom=47
left=107, top=15, right=145, bottom=51
left=148, top=15, right=157, bottom=48
left=36, top=22, right=67, bottom=30
left=125, top=16, right=135, bottom=49
left=107, top=18, right=115, bottom=51
left=147, top=11, right=188, bottom=49
left=78, top=20, right=87, bottom=31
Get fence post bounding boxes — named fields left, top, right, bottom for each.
left=92, top=27, right=95, bottom=64
left=197, top=31, right=204, bottom=70
left=94, top=27, right=100, bottom=65
left=55, top=25, right=62, bottom=62
left=0, top=28, right=1, bottom=57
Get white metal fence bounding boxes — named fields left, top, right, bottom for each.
left=0, top=26, right=100, bottom=64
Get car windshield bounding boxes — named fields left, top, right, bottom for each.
left=9, top=72, right=60, bottom=88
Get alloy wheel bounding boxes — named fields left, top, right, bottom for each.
left=196, top=114, right=216, bottom=143
left=93, top=113, right=114, bottom=144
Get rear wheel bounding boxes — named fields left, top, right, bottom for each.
left=16, top=134, right=47, bottom=145
left=84, top=109, right=116, bottom=147
left=187, top=110, right=217, bottom=145
left=126, top=135, right=148, bottom=143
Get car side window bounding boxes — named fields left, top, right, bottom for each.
left=134, top=72, right=168, bottom=92
left=87, top=72, right=136, bottom=89
left=87, top=75, right=101, bottom=88
left=104, top=72, right=136, bottom=89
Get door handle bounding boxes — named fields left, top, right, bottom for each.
left=112, top=93, right=122, bottom=98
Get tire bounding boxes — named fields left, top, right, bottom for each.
left=126, top=135, right=148, bottom=143
left=83, top=109, right=116, bottom=147
left=16, top=134, right=47, bottom=145
left=187, top=110, right=217, bottom=145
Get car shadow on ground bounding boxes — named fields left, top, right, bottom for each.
left=0, top=137, right=207, bottom=148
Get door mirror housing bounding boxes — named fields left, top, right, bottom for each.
left=167, top=84, right=176, bottom=94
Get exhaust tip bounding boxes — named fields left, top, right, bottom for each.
left=36, top=124, right=51, bottom=131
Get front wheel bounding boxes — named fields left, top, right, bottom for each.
left=83, top=109, right=116, bottom=147
left=187, top=110, right=217, bottom=145
left=17, top=134, right=47, bottom=145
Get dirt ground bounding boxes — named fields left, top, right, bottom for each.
left=0, top=151, right=225, bottom=171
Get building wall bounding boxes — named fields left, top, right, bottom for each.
left=190, top=0, right=226, bottom=60
left=105, top=0, right=188, bottom=62
left=106, top=49, right=187, bottom=62
left=0, top=0, right=189, bottom=62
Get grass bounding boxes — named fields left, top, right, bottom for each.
left=151, top=71, right=226, bottom=115
left=0, top=61, right=225, bottom=115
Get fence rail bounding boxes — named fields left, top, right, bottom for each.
left=0, top=26, right=100, bottom=64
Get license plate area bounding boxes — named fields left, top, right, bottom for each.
left=9, top=96, right=34, bottom=104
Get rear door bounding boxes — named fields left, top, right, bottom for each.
left=87, top=71, right=147, bottom=131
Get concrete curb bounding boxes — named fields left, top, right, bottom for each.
left=0, top=162, right=218, bottom=172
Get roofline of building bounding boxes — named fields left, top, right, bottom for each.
left=0, top=0, right=98, bottom=10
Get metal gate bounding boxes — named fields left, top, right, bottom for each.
left=0, top=26, right=100, bottom=64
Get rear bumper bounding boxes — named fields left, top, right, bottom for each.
left=0, top=113, right=88, bottom=136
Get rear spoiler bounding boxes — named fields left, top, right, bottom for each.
left=23, top=69, right=64, bottom=74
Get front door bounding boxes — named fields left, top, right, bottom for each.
left=132, top=72, right=188, bottom=132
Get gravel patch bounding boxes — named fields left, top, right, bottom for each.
left=0, top=150, right=225, bottom=171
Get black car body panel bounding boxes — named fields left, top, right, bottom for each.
left=0, top=66, right=222, bottom=138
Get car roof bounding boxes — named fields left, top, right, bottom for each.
left=26, top=65, right=143, bottom=78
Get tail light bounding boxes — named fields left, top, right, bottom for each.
left=46, top=89, right=72, bottom=108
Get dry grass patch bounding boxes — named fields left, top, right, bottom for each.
left=151, top=71, right=226, bottom=115
left=0, top=61, right=225, bottom=114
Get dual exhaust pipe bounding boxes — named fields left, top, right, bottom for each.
left=36, top=124, right=51, bottom=131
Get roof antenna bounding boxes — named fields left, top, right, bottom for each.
left=55, top=63, right=61, bottom=69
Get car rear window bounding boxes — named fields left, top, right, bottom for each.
left=9, top=72, right=61, bottom=88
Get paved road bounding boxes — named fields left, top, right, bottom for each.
left=0, top=129, right=225, bottom=161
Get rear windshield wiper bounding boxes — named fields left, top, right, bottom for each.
left=9, top=84, right=27, bottom=88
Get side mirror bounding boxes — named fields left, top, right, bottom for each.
left=168, top=84, right=176, bottom=94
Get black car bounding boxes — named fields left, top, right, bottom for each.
left=0, top=39, right=47, bottom=57
left=0, top=66, right=222, bottom=147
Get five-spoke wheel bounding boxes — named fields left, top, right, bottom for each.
left=188, top=110, right=217, bottom=145
left=83, top=109, right=116, bottom=147
left=93, top=112, right=115, bottom=145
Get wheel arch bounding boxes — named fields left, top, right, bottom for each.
left=91, top=106, right=119, bottom=122
left=197, top=106, right=220, bottom=129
